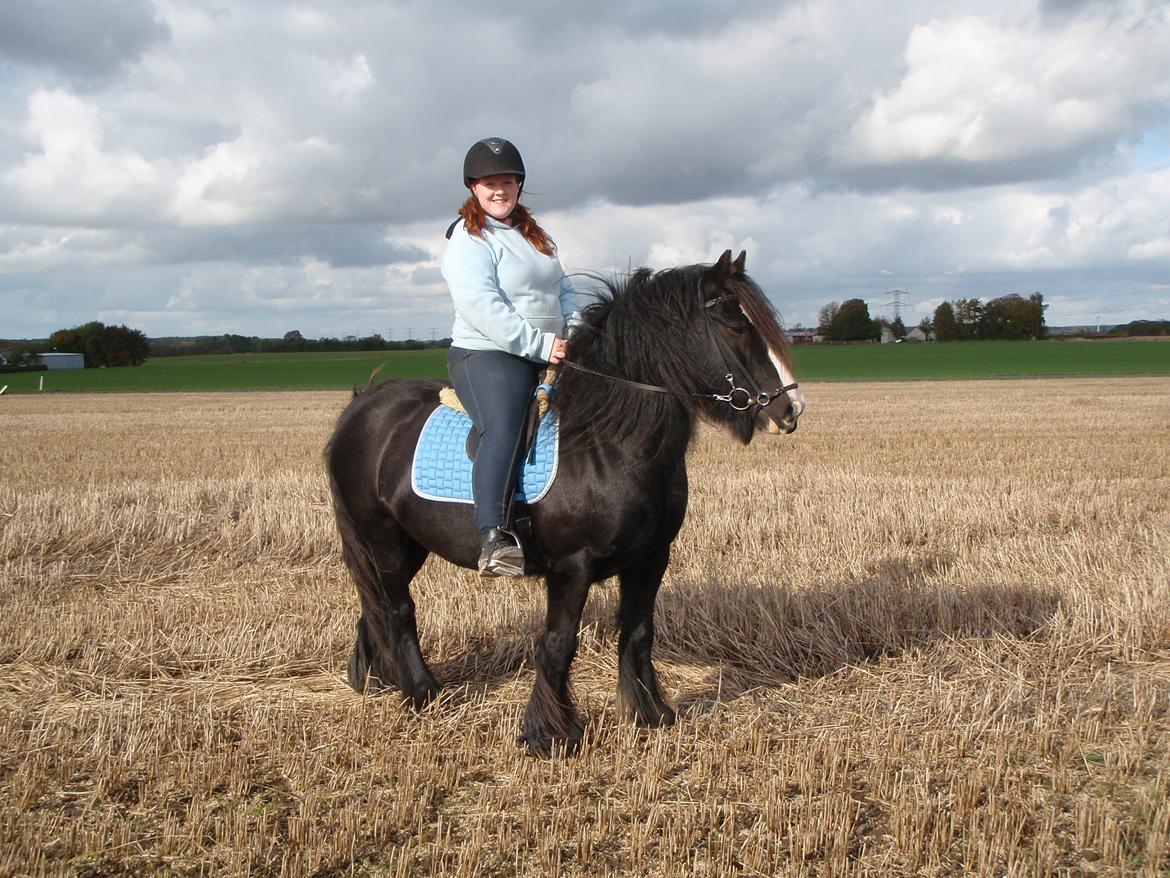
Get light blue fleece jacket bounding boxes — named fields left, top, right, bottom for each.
left=442, top=216, right=579, bottom=362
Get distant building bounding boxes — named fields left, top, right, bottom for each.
left=37, top=352, right=85, bottom=370
left=787, top=327, right=819, bottom=345
left=0, top=349, right=11, bottom=366
left=905, top=327, right=933, bottom=342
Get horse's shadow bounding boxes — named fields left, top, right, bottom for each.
left=664, top=555, right=1061, bottom=714
left=420, top=552, right=1060, bottom=713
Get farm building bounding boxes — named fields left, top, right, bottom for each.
left=37, top=352, right=85, bottom=370
left=906, top=327, right=933, bottom=342
left=787, top=327, right=820, bottom=344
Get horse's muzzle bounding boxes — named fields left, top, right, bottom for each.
left=758, top=399, right=798, bottom=435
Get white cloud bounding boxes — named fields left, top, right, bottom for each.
left=1, top=0, right=1169, bottom=340
left=4, top=89, right=168, bottom=223
left=833, top=6, right=1170, bottom=179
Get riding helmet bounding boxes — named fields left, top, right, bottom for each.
left=463, top=137, right=526, bottom=189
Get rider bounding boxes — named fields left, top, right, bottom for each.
left=442, top=137, right=579, bottom=577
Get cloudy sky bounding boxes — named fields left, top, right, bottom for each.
left=2, top=0, right=1168, bottom=340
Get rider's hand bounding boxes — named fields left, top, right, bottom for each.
left=548, top=336, right=567, bottom=364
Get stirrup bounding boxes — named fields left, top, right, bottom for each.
left=478, top=528, right=525, bottom=578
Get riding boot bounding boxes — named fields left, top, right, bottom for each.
left=477, top=527, right=525, bottom=578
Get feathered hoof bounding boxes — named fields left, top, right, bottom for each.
left=517, top=727, right=583, bottom=759
left=642, top=704, right=677, bottom=728
left=402, top=680, right=441, bottom=711
left=346, top=647, right=394, bottom=695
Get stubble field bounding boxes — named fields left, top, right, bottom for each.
left=1, top=378, right=1168, bottom=877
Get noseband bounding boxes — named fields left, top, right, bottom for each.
left=562, top=279, right=799, bottom=412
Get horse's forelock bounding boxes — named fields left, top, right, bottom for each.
left=732, top=276, right=794, bottom=376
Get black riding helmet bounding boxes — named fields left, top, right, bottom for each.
left=463, top=137, right=525, bottom=190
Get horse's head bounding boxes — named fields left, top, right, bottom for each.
left=557, top=252, right=803, bottom=451
left=695, top=250, right=804, bottom=443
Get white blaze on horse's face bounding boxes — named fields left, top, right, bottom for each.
left=741, top=308, right=806, bottom=420
left=774, top=352, right=805, bottom=417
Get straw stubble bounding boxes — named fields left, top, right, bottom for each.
left=1, top=379, right=1167, bottom=876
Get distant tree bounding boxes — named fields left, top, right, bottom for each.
left=917, top=317, right=934, bottom=336
left=1024, top=292, right=1048, bottom=339
left=49, top=321, right=149, bottom=367
left=828, top=298, right=880, bottom=341
left=282, top=329, right=307, bottom=352
left=104, top=325, right=150, bottom=366
left=980, top=295, right=1021, bottom=339
left=933, top=302, right=956, bottom=340
left=952, top=298, right=983, bottom=340
left=1116, top=319, right=1170, bottom=336
left=890, top=315, right=907, bottom=339
left=980, top=293, right=1047, bottom=340
left=817, top=301, right=840, bottom=335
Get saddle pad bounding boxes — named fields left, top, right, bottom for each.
left=411, top=404, right=559, bottom=505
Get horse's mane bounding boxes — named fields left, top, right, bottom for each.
left=553, top=264, right=792, bottom=451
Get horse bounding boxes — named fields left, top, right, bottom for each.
left=325, top=249, right=802, bottom=756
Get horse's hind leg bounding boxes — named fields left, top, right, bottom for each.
left=616, top=550, right=676, bottom=727
left=344, top=529, right=439, bottom=709
left=519, top=572, right=591, bottom=757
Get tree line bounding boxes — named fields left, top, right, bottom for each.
left=149, top=330, right=450, bottom=357
left=932, top=293, right=1047, bottom=341
left=816, top=299, right=908, bottom=342
left=1109, top=319, right=1170, bottom=337
left=3, top=326, right=452, bottom=370
left=816, top=293, right=1049, bottom=342
left=3, top=321, right=150, bottom=369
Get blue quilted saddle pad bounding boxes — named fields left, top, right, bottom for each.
left=411, top=404, right=559, bottom=505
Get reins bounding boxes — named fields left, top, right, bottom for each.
left=561, top=278, right=798, bottom=412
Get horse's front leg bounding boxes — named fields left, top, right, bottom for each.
left=520, top=572, right=591, bottom=757
left=617, top=549, right=676, bottom=727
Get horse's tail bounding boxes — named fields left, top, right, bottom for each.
left=325, top=430, right=400, bottom=695
left=324, top=439, right=381, bottom=606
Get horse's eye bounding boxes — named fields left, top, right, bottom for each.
left=723, top=322, right=748, bottom=336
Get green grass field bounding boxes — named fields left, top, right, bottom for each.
left=0, top=349, right=450, bottom=394
left=2, top=340, right=1167, bottom=394
left=790, top=338, right=1170, bottom=380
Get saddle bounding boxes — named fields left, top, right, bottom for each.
left=413, top=382, right=559, bottom=571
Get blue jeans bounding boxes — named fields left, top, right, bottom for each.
left=448, top=347, right=542, bottom=533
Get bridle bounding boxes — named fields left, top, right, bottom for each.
left=561, top=279, right=799, bottom=413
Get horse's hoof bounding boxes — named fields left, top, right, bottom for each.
left=346, top=662, right=394, bottom=695
left=652, top=706, right=677, bottom=727
left=516, top=729, right=582, bottom=758
left=403, top=682, right=441, bottom=711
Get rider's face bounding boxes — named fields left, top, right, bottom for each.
left=471, top=174, right=520, bottom=224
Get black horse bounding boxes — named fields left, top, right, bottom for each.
left=326, top=250, right=800, bottom=755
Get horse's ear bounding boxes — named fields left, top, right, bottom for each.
left=733, top=251, right=746, bottom=275
left=712, top=249, right=734, bottom=277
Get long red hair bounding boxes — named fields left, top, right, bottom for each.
left=458, top=194, right=556, bottom=256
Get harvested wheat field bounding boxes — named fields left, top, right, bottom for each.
left=2, top=377, right=1168, bottom=877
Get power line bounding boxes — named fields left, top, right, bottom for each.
left=882, top=289, right=910, bottom=322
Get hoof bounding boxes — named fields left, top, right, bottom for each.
left=402, top=681, right=441, bottom=711
left=517, top=729, right=582, bottom=758
left=644, top=705, right=677, bottom=727
left=618, top=690, right=677, bottom=727
left=346, top=655, right=394, bottom=695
